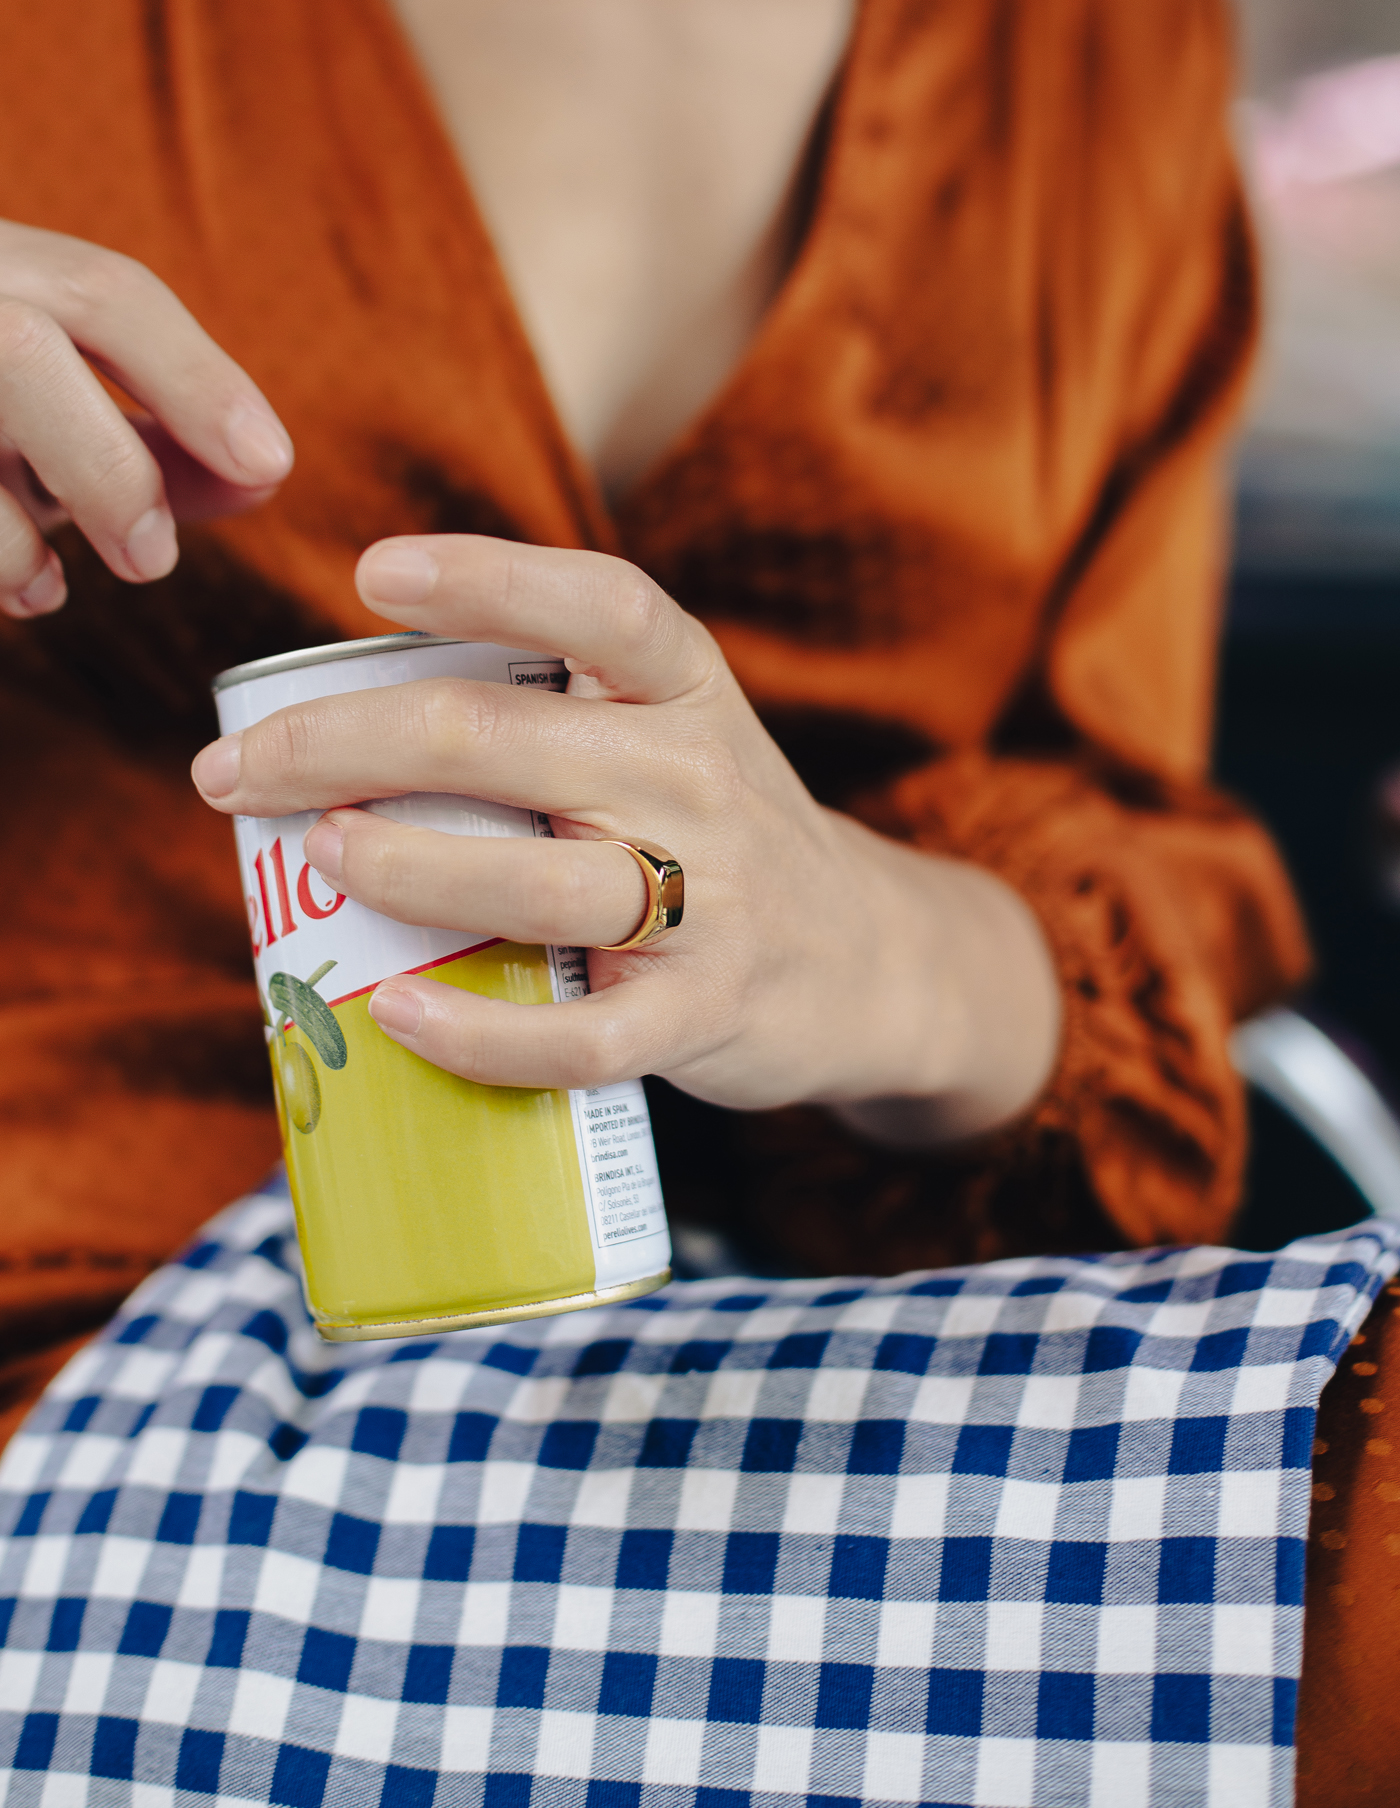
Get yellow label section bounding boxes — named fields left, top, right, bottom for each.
left=271, top=942, right=595, bottom=1327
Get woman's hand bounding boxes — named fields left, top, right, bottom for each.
left=0, top=220, right=293, bottom=618
left=191, top=537, right=1061, bottom=1142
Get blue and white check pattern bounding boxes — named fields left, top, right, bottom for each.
left=0, top=1181, right=1395, bottom=1808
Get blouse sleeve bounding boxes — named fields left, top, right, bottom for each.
left=884, top=751, right=1309, bottom=1251
left=875, top=103, right=1311, bottom=1251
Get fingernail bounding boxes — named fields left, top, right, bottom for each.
left=124, top=506, right=178, bottom=581
left=225, top=401, right=295, bottom=483
left=369, top=985, right=422, bottom=1037
left=359, top=544, right=438, bottom=608
left=304, top=818, right=344, bottom=882
left=14, top=554, right=67, bottom=617
left=191, top=731, right=243, bottom=798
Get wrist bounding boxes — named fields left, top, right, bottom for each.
left=818, top=817, right=1062, bottom=1146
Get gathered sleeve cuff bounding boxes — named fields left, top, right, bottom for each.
left=880, top=750, right=1312, bottom=1248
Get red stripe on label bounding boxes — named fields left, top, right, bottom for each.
left=326, top=937, right=506, bottom=1007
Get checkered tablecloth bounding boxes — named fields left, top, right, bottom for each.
left=1, top=1180, right=1395, bottom=1808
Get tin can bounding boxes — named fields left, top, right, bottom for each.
left=213, top=633, right=672, bottom=1341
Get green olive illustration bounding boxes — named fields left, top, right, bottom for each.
left=265, top=960, right=346, bottom=1138
left=277, top=1040, right=322, bottom=1133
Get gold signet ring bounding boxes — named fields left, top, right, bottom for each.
left=597, top=840, right=684, bottom=951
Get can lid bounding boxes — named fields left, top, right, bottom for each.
left=211, top=633, right=465, bottom=694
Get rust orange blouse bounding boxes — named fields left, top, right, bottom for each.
left=0, top=0, right=1308, bottom=1438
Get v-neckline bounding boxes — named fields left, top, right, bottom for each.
left=362, top=0, right=870, bottom=543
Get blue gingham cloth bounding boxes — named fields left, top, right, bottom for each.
left=1, top=1182, right=1395, bottom=1808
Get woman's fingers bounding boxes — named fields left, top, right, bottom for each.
left=0, top=222, right=294, bottom=593
left=304, top=808, right=649, bottom=949
left=191, top=674, right=730, bottom=822
left=366, top=967, right=680, bottom=1092
left=355, top=535, right=718, bottom=705
left=0, top=483, right=66, bottom=617
left=0, top=298, right=178, bottom=581
left=0, top=222, right=293, bottom=492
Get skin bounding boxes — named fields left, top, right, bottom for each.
left=392, top=0, right=858, bottom=497
left=0, top=220, right=292, bottom=614
left=1, top=0, right=1062, bottom=1145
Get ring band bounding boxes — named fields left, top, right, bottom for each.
left=597, top=840, right=684, bottom=951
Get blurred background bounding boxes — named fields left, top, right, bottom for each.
left=1224, top=0, right=1400, bottom=1240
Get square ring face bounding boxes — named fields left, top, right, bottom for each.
left=597, top=840, right=683, bottom=949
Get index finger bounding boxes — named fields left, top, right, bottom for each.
left=355, top=535, right=720, bottom=706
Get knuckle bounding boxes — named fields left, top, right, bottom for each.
left=592, top=552, right=721, bottom=694
left=0, top=297, right=60, bottom=371
left=346, top=819, right=402, bottom=906
left=605, top=563, right=670, bottom=657
left=84, top=433, right=154, bottom=498
left=565, top=1011, right=629, bottom=1089
left=684, top=733, right=747, bottom=816
left=412, top=676, right=499, bottom=765
left=50, top=247, right=156, bottom=327
left=379, top=833, right=429, bottom=922
left=257, top=702, right=325, bottom=787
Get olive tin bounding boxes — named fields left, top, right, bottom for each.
left=213, top=634, right=671, bottom=1341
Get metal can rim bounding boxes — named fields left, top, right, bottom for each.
left=211, top=632, right=467, bottom=695
left=312, top=1267, right=674, bottom=1341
